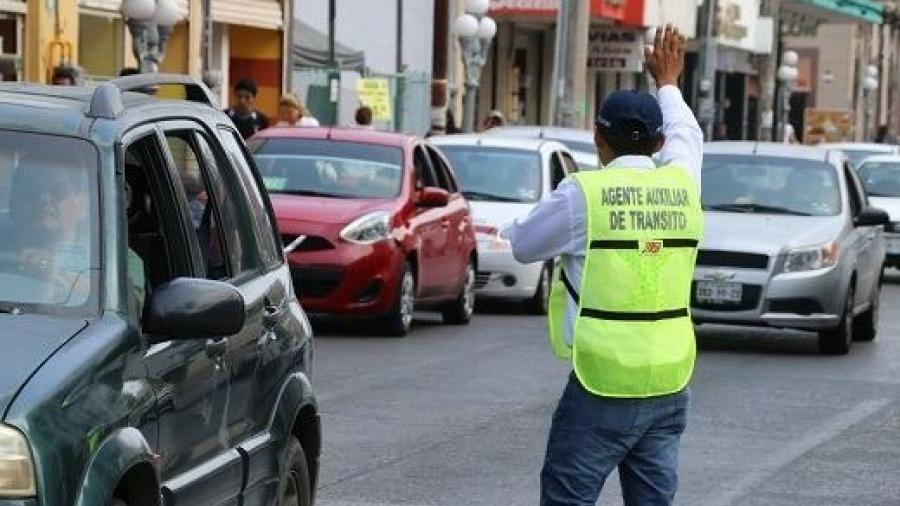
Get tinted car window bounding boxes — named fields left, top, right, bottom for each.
left=843, top=150, right=885, bottom=168
left=858, top=161, right=900, bottom=197
left=552, top=139, right=595, bottom=154
left=253, top=139, right=403, bottom=199
left=703, top=155, right=841, bottom=216
left=440, top=146, right=542, bottom=203
left=427, top=146, right=457, bottom=193
left=219, top=128, right=282, bottom=268
left=0, top=132, right=98, bottom=314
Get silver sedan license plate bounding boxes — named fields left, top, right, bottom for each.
left=696, top=281, right=742, bottom=304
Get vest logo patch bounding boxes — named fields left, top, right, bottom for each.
left=640, top=240, right=664, bottom=255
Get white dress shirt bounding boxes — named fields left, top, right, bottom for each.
left=506, top=85, right=703, bottom=345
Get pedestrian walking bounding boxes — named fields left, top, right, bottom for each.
left=51, top=66, right=79, bottom=86
left=226, top=77, right=270, bottom=139
left=276, top=93, right=303, bottom=127
left=482, top=110, right=504, bottom=130
left=298, top=102, right=320, bottom=127
left=354, top=105, right=375, bottom=130
left=505, top=25, right=703, bottom=506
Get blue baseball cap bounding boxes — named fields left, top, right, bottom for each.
left=596, top=90, right=663, bottom=142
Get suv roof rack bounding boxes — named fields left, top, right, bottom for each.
left=88, top=73, right=218, bottom=119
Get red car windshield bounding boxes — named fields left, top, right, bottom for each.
left=0, top=132, right=99, bottom=315
left=252, top=138, right=404, bottom=199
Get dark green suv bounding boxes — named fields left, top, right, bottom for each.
left=0, top=75, right=319, bottom=506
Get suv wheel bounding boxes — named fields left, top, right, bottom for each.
left=382, top=262, right=415, bottom=336
left=525, top=264, right=552, bottom=315
left=854, top=281, right=880, bottom=342
left=278, top=436, right=312, bottom=506
left=442, top=260, right=475, bottom=325
left=819, top=284, right=855, bottom=355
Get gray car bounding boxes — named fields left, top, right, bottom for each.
left=693, top=142, right=889, bottom=354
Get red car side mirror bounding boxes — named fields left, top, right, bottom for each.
left=417, top=187, right=450, bottom=207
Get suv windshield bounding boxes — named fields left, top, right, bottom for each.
left=0, top=132, right=98, bottom=314
left=439, top=146, right=542, bottom=203
left=858, top=161, right=900, bottom=197
left=252, top=138, right=403, bottom=199
left=702, top=155, right=841, bottom=216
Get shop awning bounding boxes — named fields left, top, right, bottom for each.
left=0, top=0, right=25, bottom=14
left=292, top=19, right=365, bottom=72
left=78, top=0, right=189, bottom=16
left=212, top=0, right=282, bottom=30
left=783, top=0, right=883, bottom=24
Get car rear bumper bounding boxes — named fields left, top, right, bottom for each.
left=288, top=240, right=405, bottom=316
left=692, top=264, right=845, bottom=331
left=474, top=246, right=543, bottom=299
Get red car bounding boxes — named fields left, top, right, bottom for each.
left=249, top=127, right=477, bottom=335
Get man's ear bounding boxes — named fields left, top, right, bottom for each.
left=654, top=135, right=666, bottom=153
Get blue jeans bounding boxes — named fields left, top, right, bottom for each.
left=540, top=372, right=690, bottom=506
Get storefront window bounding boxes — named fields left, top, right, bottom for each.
left=0, top=13, right=23, bottom=82
left=78, top=12, right=124, bottom=81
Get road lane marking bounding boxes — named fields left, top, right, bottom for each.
left=702, top=398, right=892, bottom=506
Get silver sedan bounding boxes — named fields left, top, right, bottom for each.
left=693, top=142, right=889, bottom=354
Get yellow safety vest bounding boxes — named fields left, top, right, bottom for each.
left=548, top=166, right=704, bottom=398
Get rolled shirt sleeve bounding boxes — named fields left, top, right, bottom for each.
left=505, top=180, right=586, bottom=264
left=656, top=85, right=703, bottom=191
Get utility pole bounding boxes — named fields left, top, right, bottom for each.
left=758, top=0, right=781, bottom=141
left=556, top=0, right=589, bottom=128
left=696, top=0, right=718, bottom=140
left=431, top=0, right=450, bottom=134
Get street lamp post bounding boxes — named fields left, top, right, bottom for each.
left=121, top=0, right=185, bottom=74
left=777, top=50, right=799, bottom=143
left=454, top=0, right=496, bottom=133
left=863, top=64, right=879, bottom=141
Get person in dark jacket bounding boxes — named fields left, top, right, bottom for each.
left=226, top=77, right=270, bottom=139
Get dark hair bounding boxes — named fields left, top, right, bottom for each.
left=235, top=77, right=259, bottom=96
left=599, top=120, right=660, bottom=157
left=118, top=67, right=140, bottom=77
left=51, top=66, right=78, bottom=84
left=355, top=106, right=373, bottom=126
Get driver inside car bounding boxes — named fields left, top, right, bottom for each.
left=9, top=156, right=92, bottom=305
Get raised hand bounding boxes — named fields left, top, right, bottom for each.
left=645, top=24, right=686, bottom=88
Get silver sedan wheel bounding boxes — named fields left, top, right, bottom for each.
left=400, top=270, right=415, bottom=330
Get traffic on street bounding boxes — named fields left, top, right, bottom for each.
left=3, top=0, right=900, bottom=505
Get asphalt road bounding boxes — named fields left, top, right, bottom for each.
left=310, top=273, right=900, bottom=506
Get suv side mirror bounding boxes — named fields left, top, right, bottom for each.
left=145, top=278, right=245, bottom=341
left=418, top=187, right=449, bottom=207
left=854, top=206, right=890, bottom=228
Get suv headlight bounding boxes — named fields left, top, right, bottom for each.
left=0, top=424, right=35, bottom=497
left=340, top=211, right=392, bottom=245
left=783, top=242, right=839, bottom=273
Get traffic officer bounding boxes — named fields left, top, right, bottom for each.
left=506, top=25, right=703, bottom=505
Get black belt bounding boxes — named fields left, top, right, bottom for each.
left=590, top=239, right=699, bottom=250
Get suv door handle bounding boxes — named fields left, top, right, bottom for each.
left=205, top=337, right=229, bottom=358
left=263, top=299, right=287, bottom=328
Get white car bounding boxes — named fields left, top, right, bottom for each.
left=483, top=125, right=598, bottom=170
left=818, top=142, right=899, bottom=168
left=856, top=154, right=900, bottom=267
left=430, top=135, right=578, bottom=313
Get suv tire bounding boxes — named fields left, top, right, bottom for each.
left=819, top=284, right=855, bottom=355
left=442, top=260, right=475, bottom=325
left=854, top=281, right=880, bottom=342
left=525, top=264, right=552, bottom=315
left=382, top=262, right=415, bottom=336
left=278, top=436, right=312, bottom=506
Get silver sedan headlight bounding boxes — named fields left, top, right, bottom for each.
left=782, top=242, right=839, bottom=273
left=339, top=211, right=392, bottom=245
left=0, top=424, right=35, bottom=497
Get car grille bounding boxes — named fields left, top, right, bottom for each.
left=291, top=267, right=343, bottom=298
left=696, top=250, right=770, bottom=269
left=691, top=283, right=762, bottom=312
left=475, top=272, right=491, bottom=289
left=282, top=234, right=334, bottom=253
left=768, top=298, right=825, bottom=315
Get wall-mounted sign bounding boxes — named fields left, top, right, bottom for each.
left=587, top=27, right=643, bottom=72
left=356, top=78, right=392, bottom=121
left=715, top=0, right=761, bottom=53
left=489, top=0, right=625, bottom=20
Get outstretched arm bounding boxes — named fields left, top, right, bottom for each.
left=646, top=25, right=703, bottom=189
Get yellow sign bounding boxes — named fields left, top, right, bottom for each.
left=356, top=78, right=392, bottom=121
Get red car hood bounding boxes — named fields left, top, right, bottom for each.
left=271, top=194, right=397, bottom=226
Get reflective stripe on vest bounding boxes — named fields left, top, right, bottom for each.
left=547, top=166, right=704, bottom=398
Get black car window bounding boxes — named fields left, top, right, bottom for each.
left=194, top=132, right=264, bottom=280
left=843, top=162, right=863, bottom=217
left=163, top=131, right=230, bottom=280
left=427, top=146, right=458, bottom=193
left=219, top=128, right=282, bottom=269
left=123, top=133, right=184, bottom=323
left=414, top=145, right=438, bottom=189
